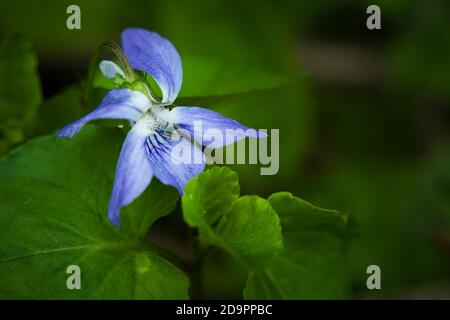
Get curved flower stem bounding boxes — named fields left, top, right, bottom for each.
left=100, top=41, right=135, bottom=81
left=83, top=41, right=135, bottom=106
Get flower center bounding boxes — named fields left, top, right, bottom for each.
left=134, top=108, right=175, bottom=137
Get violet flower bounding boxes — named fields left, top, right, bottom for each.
left=58, top=28, right=266, bottom=226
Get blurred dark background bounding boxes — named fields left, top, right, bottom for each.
left=0, top=0, right=449, bottom=298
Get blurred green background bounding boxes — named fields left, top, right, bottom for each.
left=0, top=0, right=449, bottom=298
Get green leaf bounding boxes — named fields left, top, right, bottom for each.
left=182, top=167, right=283, bottom=265
left=0, top=35, right=41, bottom=153
left=179, top=56, right=303, bottom=98
left=182, top=166, right=240, bottom=240
left=183, top=169, right=351, bottom=299
left=214, top=196, right=284, bottom=267
left=0, top=126, right=187, bottom=299
left=244, top=192, right=351, bottom=299
left=182, top=167, right=350, bottom=299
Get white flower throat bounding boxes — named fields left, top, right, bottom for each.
left=134, top=105, right=176, bottom=137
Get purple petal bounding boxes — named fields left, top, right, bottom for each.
left=57, top=89, right=150, bottom=138
left=166, top=107, right=267, bottom=148
left=121, top=28, right=182, bottom=104
left=146, top=130, right=205, bottom=194
left=108, top=123, right=154, bottom=226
